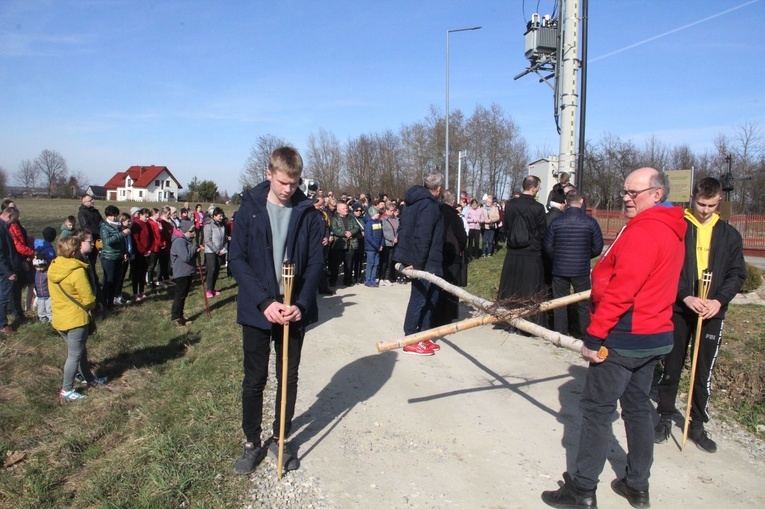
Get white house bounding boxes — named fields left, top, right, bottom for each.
left=103, top=166, right=183, bottom=202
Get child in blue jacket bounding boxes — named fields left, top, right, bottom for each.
left=363, top=206, right=384, bottom=287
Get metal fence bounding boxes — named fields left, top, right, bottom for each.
left=588, top=209, right=765, bottom=253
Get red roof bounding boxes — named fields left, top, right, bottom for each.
left=103, top=166, right=183, bottom=190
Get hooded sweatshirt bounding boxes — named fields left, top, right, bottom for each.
left=584, top=205, right=687, bottom=354
left=48, top=256, right=96, bottom=331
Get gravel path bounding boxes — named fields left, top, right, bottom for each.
left=241, top=282, right=765, bottom=508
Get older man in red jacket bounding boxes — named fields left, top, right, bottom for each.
left=542, top=167, right=686, bottom=509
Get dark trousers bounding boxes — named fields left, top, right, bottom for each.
left=0, top=277, right=14, bottom=328
left=116, top=258, right=129, bottom=297
left=158, top=253, right=171, bottom=282
left=467, top=230, right=481, bottom=259
left=12, top=276, right=24, bottom=317
left=171, top=276, right=192, bottom=320
left=147, top=252, right=158, bottom=285
left=657, top=313, right=724, bottom=424
left=329, top=249, right=353, bottom=285
left=131, top=255, right=148, bottom=295
left=101, top=257, right=122, bottom=309
left=241, top=324, right=305, bottom=444
left=379, top=246, right=392, bottom=281
left=403, top=279, right=439, bottom=335
left=317, top=245, right=332, bottom=293
left=352, top=247, right=364, bottom=283
left=205, top=253, right=221, bottom=291
left=551, top=275, right=591, bottom=335
left=572, top=350, right=660, bottom=492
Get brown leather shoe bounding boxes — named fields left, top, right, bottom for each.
left=0, top=326, right=18, bottom=335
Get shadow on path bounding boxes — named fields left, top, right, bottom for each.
left=289, top=352, right=396, bottom=459
left=408, top=337, right=569, bottom=419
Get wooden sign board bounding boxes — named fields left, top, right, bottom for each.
left=666, top=169, right=693, bottom=204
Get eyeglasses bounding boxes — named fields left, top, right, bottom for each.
left=619, top=187, right=656, bottom=199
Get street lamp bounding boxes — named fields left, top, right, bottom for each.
left=446, top=25, right=481, bottom=192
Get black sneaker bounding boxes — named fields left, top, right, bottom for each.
left=689, top=428, right=717, bottom=453
left=268, top=438, right=300, bottom=471
left=654, top=418, right=672, bottom=444
left=541, top=472, right=597, bottom=508
left=611, top=478, right=650, bottom=508
left=234, top=442, right=265, bottom=475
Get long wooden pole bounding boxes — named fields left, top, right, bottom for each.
left=277, top=263, right=295, bottom=479
left=376, top=265, right=591, bottom=354
left=682, top=270, right=713, bottom=451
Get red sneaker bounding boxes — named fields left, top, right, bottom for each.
left=423, top=339, right=441, bottom=351
left=402, top=341, right=436, bottom=356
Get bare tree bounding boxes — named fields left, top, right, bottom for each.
left=344, top=133, right=380, bottom=194
left=306, top=129, right=343, bottom=194
left=465, top=103, right=526, bottom=199
left=0, top=166, right=8, bottom=198
left=34, top=149, right=68, bottom=198
left=15, top=159, right=38, bottom=191
left=240, top=134, right=290, bottom=189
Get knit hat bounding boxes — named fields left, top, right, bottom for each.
left=130, top=207, right=140, bottom=216
left=179, top=218, right=194, bottom=233
left=368, top=206, right=379, bottom=217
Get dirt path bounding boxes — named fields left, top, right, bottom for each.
left=286, top=283, right=765, bottom=508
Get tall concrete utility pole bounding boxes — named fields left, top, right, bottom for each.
left=557, top=0, right=580, bottom=178
left=515, top=0, right=587, bottom=199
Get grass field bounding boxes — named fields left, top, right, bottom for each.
left=0, top=199, right=763, bottom=508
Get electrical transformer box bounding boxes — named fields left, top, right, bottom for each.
left=524, top=14, right=558, bottom=60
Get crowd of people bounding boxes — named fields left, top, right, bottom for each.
left=0, top=196, right=233, bottom=401
left=9, top=146, right=745, bottom=503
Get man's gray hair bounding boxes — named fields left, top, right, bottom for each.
left=423, top=172, right=443, bottom=191
left=442, top=190, right=456, bottom=206
left=650, top=170, right=670, bottom=202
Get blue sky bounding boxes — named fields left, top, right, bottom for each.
left=1, top=0, right=763, bottom=196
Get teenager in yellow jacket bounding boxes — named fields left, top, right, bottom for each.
left=48, top=236, right=106, bottom=401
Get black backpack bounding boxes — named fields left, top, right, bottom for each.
left=508, top=213, right=531, bottom=249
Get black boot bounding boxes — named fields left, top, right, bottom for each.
left=542, top=472, right=597, bottom=508
left=612, top=478, right=650, bottom=508
left=689, top=421, right=717, bottom=453
left=653, top=417, right=672, bottom=444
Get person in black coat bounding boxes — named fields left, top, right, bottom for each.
left=394, top=173, right=444, bottom=356
left=497, top=175, right=547, bottom=303
left=654, top=177, right=746, bottom=453
left=432, top=191, right=467, bottom=328
left=543, top=188, right=603, bottom=335
left=229, top=147, right=324, bottom=475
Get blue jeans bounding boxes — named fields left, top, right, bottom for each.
left=0, top=276, right=14, bottom=328
left=482, top=228, right=495, bottom=256
left=571, top=350, right=660, bottom=492
left=59, top=326, right=94, bottom=392
left=365, top=250, right=379, bottom=285
left=403, top=279, right=439, bottom=335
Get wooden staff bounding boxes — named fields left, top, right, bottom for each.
left=682, top=269, right=713, bottom=451
left=277, top=262, right=295, bottom=479
left=196, top=261, right=210, bottom=318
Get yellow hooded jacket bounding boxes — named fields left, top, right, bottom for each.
left=47, top=256, right=96, bottom=331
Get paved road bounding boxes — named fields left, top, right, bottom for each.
left=288, top=282, right=765, bottom=508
